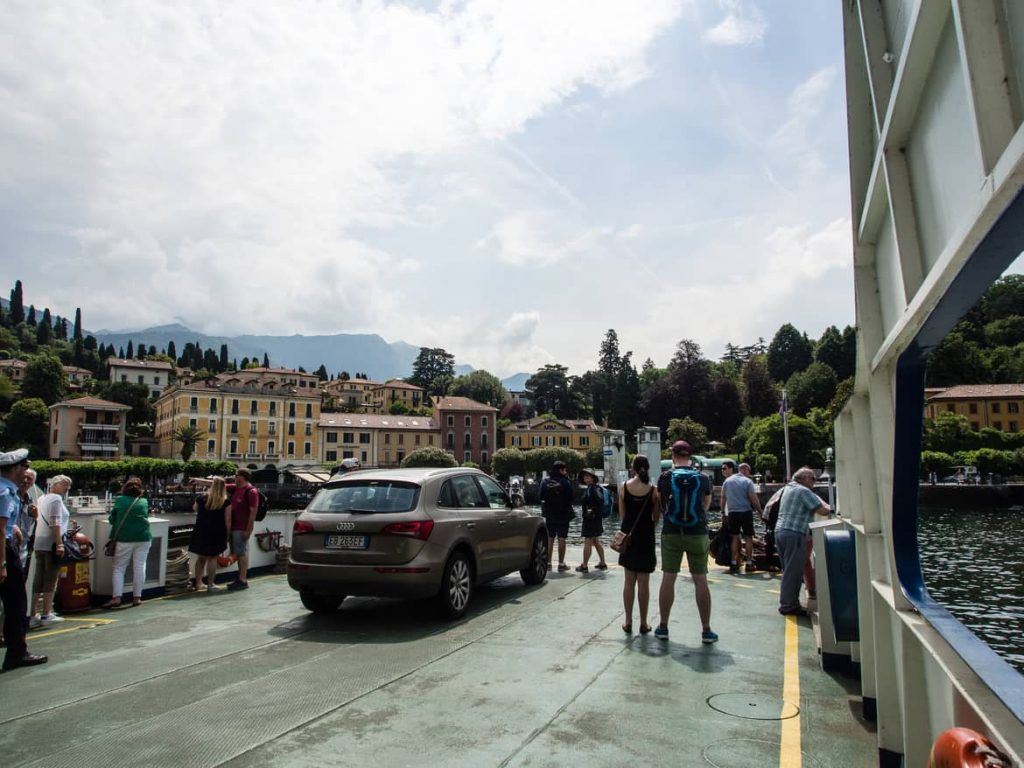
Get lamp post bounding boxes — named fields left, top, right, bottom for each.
left=823, top=446, right=836, bottom=513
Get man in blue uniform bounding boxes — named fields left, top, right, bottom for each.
left=0, top=449, right=47, bottom=671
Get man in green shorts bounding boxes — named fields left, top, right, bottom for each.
left=656, top=440, right=716, bottom=644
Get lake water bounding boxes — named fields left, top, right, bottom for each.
left=533, top=504, right=1024, bottom=674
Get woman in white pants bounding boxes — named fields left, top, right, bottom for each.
left=103, top=477, right=151, bottom=609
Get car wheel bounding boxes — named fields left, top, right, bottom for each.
left=300, top=591, right=345, bottom=614
left=520, top=533, right=548, bottom=586
left=438, top=551, right=473, bottom=619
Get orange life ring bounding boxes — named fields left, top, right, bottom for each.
left=929, top=727, right=1011, bottom=768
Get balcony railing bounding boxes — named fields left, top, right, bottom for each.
left=226, top=453, right=243, bottom=460
left=245, top=453, right=262, bottom=459
left=265, top=453, right=279, bottom=460
left=81, top=423, right=120, bottom=431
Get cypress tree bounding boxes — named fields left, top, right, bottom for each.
left=36, top=315, right=52, bottom=344
left=219, top=344, right=229, bottom=371
left=240, top=357, right=250, bottom=369
left=167, top=340, right=177, bottom=361
left=26, top=305, right=36, bottom=327
left=73, top=308, right=83, bottom=340
left=126, top=340, right=134, bottom=359
left=148, top=344, right=156, bottom=357
left=118, top=346, right=125, bottom=359
left=60, top=318, right=69, bottom=340
left=262, top=352, right=270, bottom=368
left=9, top=280, right=24, bottom=325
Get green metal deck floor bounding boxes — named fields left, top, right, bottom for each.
left=0, top=549, right=877, bottom=767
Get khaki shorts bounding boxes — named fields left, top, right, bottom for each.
left=661, top=533, right=710, bottom=575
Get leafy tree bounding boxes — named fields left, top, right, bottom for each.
left=826, top=377, right=855, bottom=422
left=754, top=453, right=779, bottom=475
left=926, top=332, right=988, bottom=386
left=919, top=451, right=955, bottom=476
left=704, top=372, right=745, bottom=442
left=815, top=325, right=856, bottom=381
left=0, top=326, right=18, bottom=351
left=980, top=274, right=1024, bottom=320
left=953, top=448, right=1020, bottom=476
left=986, top=343, right=1024, bottom=382
left=745, top=414, right=826, bottom=472
left=983, top=316, right=1024, bottom=346
left=922, top=412, right=975, bottom=454
left=388, top=402, right=409, bottom=415
left=742, top=355, right=777, bottom=417
left=767, top=324, right=813, bottom=383
left=526, top=364, right=574, bottom=417
left=3, top=397, right=49, bottom=455
left=786, top=362, right=838, bottom=415
left=506, top=401, right=525, bottom=422
left=523, top=447, right=584, bottom=475
left=9, top=280, right=24, bottom=325
left=451, top=370, right=510, bottom=408
left=401, top=446, right=458, bottom=468
left=100, top=381, right=155, bottom=431
left=22, top=353, right=67, bottom=404
left=0, top=373, right=15, bottom=411
left=667, top=416, right=708, bottom=449
left=171, top=424, right=206, bottom=462
left=409, top=347, right=455, bottom=397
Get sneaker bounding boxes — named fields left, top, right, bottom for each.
left=227, top=580, right=249, bottom=591
left=28, top=615, right=42, bottom=630
left=728, top=562, right=739, bottom=574
left=595, top=563, right=608, bottom=571
left=206, top=584, right=226, bottom=593
left=779, top=606, right=807, bottom=617
left=654, top=624, right=669, bottom=640
left=575, top=565, right=589, bottom=573
left=557, top=563, right=570, bottom=572
left=701, top=630, right=719, bottom=645
left=40, top=613, right=64, bottom=627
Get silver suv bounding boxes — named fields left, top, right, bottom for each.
left=287, top=468, right=549, bottom=618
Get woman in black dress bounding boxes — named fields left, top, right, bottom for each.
left=189, top=476, right=230, bottom=592
left=576, top=469, right=608, bottom=573
left=618, top=455, right=660, bottom=634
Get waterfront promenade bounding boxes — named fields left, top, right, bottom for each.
left=0, top=548, right=875, bottom=767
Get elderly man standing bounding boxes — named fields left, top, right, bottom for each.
left=775, top=467, right=831, bottom=616
left=0, top=449, right=47, bottom=671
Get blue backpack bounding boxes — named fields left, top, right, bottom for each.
left=664, top=467, right=704, bottom=528
left=600, top=486, right=614, bottom=518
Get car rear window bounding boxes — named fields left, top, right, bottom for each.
left=308, top=480, right=420, bottom=514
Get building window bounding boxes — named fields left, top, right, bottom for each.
left=249, top=420, right=257, bottom=434
left=207, top=439, right=215, bottom=453
left=992, top=402, right=1002, bottom=414
left=154, top=376, right=160, bottom=386
left=269, top=402, right=276, bottom=416
left=208, top=420, right=216, bottom=432
left=326, top=450, right=337, bottom=462
left=481, top=451, right=488, bottom=465
left=464, top=432, right=472, bottom=449
left=305, top=403, right=312, bottom=418
left=343, top=432, right=354, bottom=443
left=247, top=400, right=255, bottom=415
left=415, top=434, right=421, bottom=446
left=326, top=432, right=338, bottom=444
left=969, top=403, right=978, bottom=414
left=231, top=399, right=239, bottom=415
left=268, top=422, right=276, bottom=435
left=1010, top=421, right=1019, bottom=433
left=360, top=432, right=370, bottom=443
left=970, top=421, right=980, bottom=431
left=190, top=397, right=198, bottom=411
left=946, top=404, right=955, bottom=412
left=531, top=436, right=540, bottom=447
left=248, top=440, right=256, bottom=455
left=546, top=436, right=554, bottom=446
left=428, top=435, right=435, bottom=445
left=189, top=418, right=197, bottom=429
left=229, top=439, right=238, bottom=454
left=384, top=433, right=391, bottom=445
left=398, top=434, right=404, bottom=445
left=481, top=416, right=488, bottom=428
left=447, top=432, right=454, bottom=448
left=287, top=441, right=295, bottom=455
left=267, top=441, right=275, bottom=454
left=397, top=450, right=405, bottom=463
left=512, top=436, right=521, bottom=446
left=464, top=451, right=472, bottom=462
left=121, top=375, right=127, bottom=382
left=994, top=421, right=1002, bottom=430
left=231, top=420, right=238, bottom=434
left=209, top=400, right=217, bottom=413
left=288, top=423, right=295, bottom=436
left=481, top=433, right=488, bottom=448
left=1009, top=402, right=1020, bottom=414
left=447, top=415, right=454, bottom=427
left=559, top=436, right=568, bottom=446
left=138, top=375, right=144, bottom=384
left=361, top=451, right=367, bottom=462
left=580, top=436, right=589, bottom=446
left=465, top=416, right=471, bottom=427
left=289, top=403, right=296, bottom=418
left=342, top=450, right=354, bottom=459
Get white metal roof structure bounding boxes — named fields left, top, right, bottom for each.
left=837, top=1, right=1024, bottom=762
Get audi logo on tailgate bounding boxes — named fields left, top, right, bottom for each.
left=336, top=523, right=355, bottom=531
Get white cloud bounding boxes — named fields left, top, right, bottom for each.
left=486, top=212, right=613, bottom=267
left=0, top=0, right=683, bottom=335
left=703, top=0, right=766, bottom=46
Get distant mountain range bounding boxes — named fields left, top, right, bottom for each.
left=91, top=322, right=530, bottom=388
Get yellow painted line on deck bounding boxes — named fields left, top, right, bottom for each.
left=57, top=616, right=117, bottom=624
left=31, top=619, right=115, bottom=640
left=780, top=614, right=801, bottom=767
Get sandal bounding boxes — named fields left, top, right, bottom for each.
left=639, top=624, right=652, bottom=635
left=131, top=598, right=143, bottom=607
left=622, top=624, right=633, bottom=634
left=101, top=599, right=122, bottom=610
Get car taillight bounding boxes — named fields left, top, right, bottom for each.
left=381, top=520, right=434, bottom=540
left=293, top=519, right=315, bottom=535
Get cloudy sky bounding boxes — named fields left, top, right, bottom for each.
left=0, top=0, right=853, bottom=376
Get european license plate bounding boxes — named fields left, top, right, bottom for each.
left=324, top=534, right=369, bottom=550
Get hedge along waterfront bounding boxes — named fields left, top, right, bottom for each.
left=31, top=458, right=240, bottom=490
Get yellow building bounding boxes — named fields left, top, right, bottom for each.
left=503, top=417, right=609, bottom=452
left=155, top=380, right=322, bottom=467
left=370, top=379, right=426, bottom=413
left=322, top=377, right=379, bottom=412
left=318, top=413, right=437, bottom=468
left=925, top=384, right=1024, bottom=433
